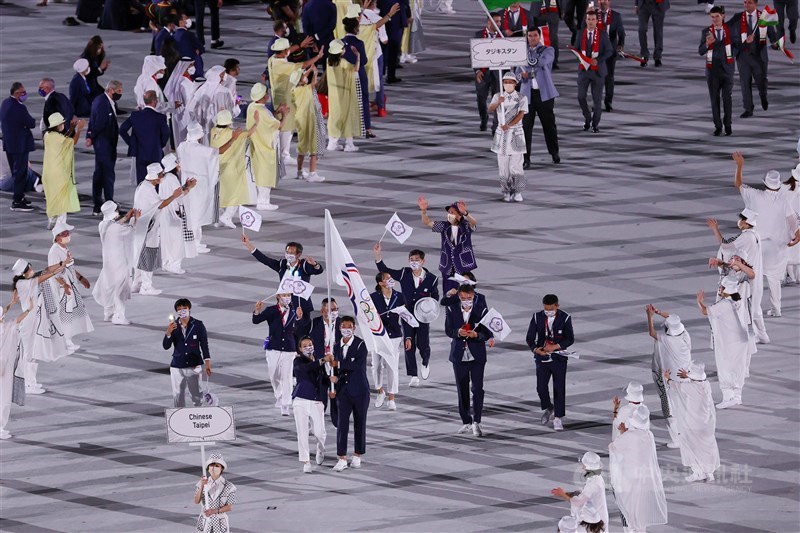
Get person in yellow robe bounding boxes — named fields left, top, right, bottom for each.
left=291, top=67, right=327, bottom=183
left=247, top=83, right=286, bottom=211
left=333, top=0, right=353, bottom=39
left=42, top=113, right=85, bottom=230
left=210, top=110, right=258, bottom=229
left=326, top=39, right=363, bottom=152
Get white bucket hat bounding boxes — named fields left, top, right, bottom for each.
left=720, top=274, right=740, bottom=295
left=624, top=381, right=644, bottom=403
left=12, top=258, right=29, bottom=276
left=502, top=71, right=518, bottom=82
left=48, top=112, right=65, bottom=129
left=186, top=123, right=204, bottom=141
left=145, top=162, right=163, bottom=181
left=161, top=152, right=178, bottom=173
left=215, top=109, right=232, bottom=127
left=557, top=515, right=579, bottom=533
left=579, top=451, right=602, bottom=470
left=791, top=163, right=800, bottom=181
left=414, top=297, right=440, bottom=323
left=250, top=82, right=267, bottom=101
left=628, top=404, right=651, bottom=431
left=100, top=200, right=118, bottom=220
left=204, top=452, right=227, bottom=471
left=664, top=315, right=685, bottom=336
left=763, top=169, right=781, bottom=189
left=345, top=3, right=361, bottom=18
left=289, top=69, right=304, bottom=87
left=579, top=502, right=602, bottom=524
left=687, top=360, right=707, bottom=381
left=329, top=39, right=345, bottom=55
left=270, top=37, right=291, bottom=52
left=73, top=58, right=89, bottom=73
left=51, top=220, right=70, bottom=240
left=740, top=207, right=758, bottom=227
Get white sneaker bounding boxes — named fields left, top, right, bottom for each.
left=26, top=386, right=46, bottom=395
left=513, top=193, right=523, bottom=202
left=332, top=458, right=349, bottom=472
left=0, top=429, right=11, bottom=440
left=766, top=309, right=782, bottom=317
left=303, top=462, right=313, bottom=474
left=472, top=422, right=483, bottom=436
left=666, top=441, right=680, bottom=449
left=457, top=423, right=473, bottom=434
left=420, top=363, right=430, bottom=380
left=131, top=281, right=141, bottom=293
left=327, top=140, right=340, bottom=151
left=257, top=203, right=279, bottom=211
left=281, top=405, right=290, bottom=416
left=503, top=194, right=512, bottom=202
left=111, top=316, right=131, bottom=326
left=407, top=55, right=418, bottom=63
left=446, top=7, right=456, bottom=13
left=553, top=417, right=564, bottom=431
left=316, top=444, right=325, bottom=465
left=375, top=391, right=386, bottom=408
left=139, top=287, right=162, bottom=296
left=350, top=456, right=362, bottom=468
left=220, top=218, right=236, bottom=229
left=196, top=244, right=211, bottom=254
left=387, top=399, right=397, bottom=411
left=685, top=471, right=706, bottom=482
left=706, top=472, right=715, bottom=482
left=756, top=334, right=771, bottom=344
left=343, top=143, right=359, bottom=152
left=66, top=342, right=80, bottom=354
left=306, top=172, right=325, bottom=183
left=47, top=217, right=56, bottom=230
left=409, top=376, right=420, bottom=387
left=716, top=398, right=738, bottom=409
left=163, top=266, right=186, bottom=275
left=283, top=156, right=297, bottom=167
left=103, top=310, right=113, bottom=321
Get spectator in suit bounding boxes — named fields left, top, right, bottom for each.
left=595, top=0, right=625, bottom=112
left=303, top=0, right=337, bottom=52
left=699, top=6, right=740, bottom=136
left=87, top=80, right=122, bottom=216
left=80, top=36, right=111, bottom=100
left=378, top=0, right=409, bottom=84
left=636, top=0, right=669, bottom=67
left=576, top=10, right=613, bottom=133
left=530, top=0, right=561, bottom=68
left=502, top=2, right=530, bottom=36
left=728, top=0, right=777, bottom=118
left=474, top=13, right=502, bottom=133
left=38, top=78, right=74, bottom=136
left=195, top=0, right=224, bottom=49
left=163, top=298, right=211, bottom=407
left=563, top=0, right=590, bottom=45
left=69, top=58, right=94, bottom=118
left=174, top=14, right=205, bottom=78
left=120, top=90, right=170, bottom=183
left=0, top=82, right=36, bottom=212
left=526, top=294, right=575, bottom=432
left=516, top=26, right=561, bottom=168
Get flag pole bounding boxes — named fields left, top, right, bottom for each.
left=324, top=210, right=335, bottom=393
left=378, top=228, right=388, bottom=244
left=477, top=0, right=505, bottom=36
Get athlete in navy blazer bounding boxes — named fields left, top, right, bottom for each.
left=370, top=287, right=409, bottom=340
left=377, top=0, right=408, bottom=82
left=119, top=101, right=169, bottom=183
left=332, top=320, right=370, bottom=463
left=252, top=300, right=303, bottom=352
left=88, top=89, right=119, bottom=213
left=299, top=305, right=341, bottom=425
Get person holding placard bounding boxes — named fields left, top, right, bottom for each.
left=488, top=72, right=528, bottom=203
left=194, top=453, right=236, bottom=532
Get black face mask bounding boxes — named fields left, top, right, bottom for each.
left=111, top=92, right=122, bottom=101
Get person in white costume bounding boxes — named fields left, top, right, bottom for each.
left=186, top=66, right=240, bottom=142
left=551, top=451, right=610, bottom=532
left=176, top=123, right=219, bottom=253
left=612, top=382, right=645, bottom=442
left=0, top=297, right=30, bottom=439
left=164, top=58, right=198, bottom=147
left=696, top=275, right=755, bottom=409
left=782, top=163, right=800, bottom=283
left=92, top=201, right=139, bottom=325
left=488, top=72, right=528, bottom=202
left=159, top=153, right=196, bottom=274
left=608, top=404, right=668, bottom=533
left=194, top=453, right=236, bottom=532
left=133, top=55, right=174, bottom=113
left=664, top=362, right=720, bottom=483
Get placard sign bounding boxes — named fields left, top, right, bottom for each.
left=470, top=37, right=528, bottom=69
left=165, top=406, right=236, bottom=443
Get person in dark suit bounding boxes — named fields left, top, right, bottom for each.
left=371, top=272, right=411, bottom=410
left=87, top=80, right=122, bottom=215
left=419, top=197, right=479, bottom=295
left=595, top=0, right=625, bottom=112
left=69, top=59, right=94, bottom=118
left=299, top=297, right=341, bottom=426
left=0, top=82, right=36, bottom=211
left=576, top=10, right=613, bottom=133
left=302, top=0, right=337, bottom=52
left=636, top=0, right=669, bottom=67
left=501, top=2, right=530, bottom=36
left=474, top=13, right=502, bottom=132
left=526, top=294, right=574, bottom=432
left=516, top=26, right=561, bottom=167
left=378, top=0, right=409, bottom=84
left=530, top=0, right=561, bottom=68
left=699, top=6, right=741, bottom=136
left=774, top=0, right=798, bottom=43
left=162, top=298, right=211, bottom=407
left=330, top=316, right=370, bottom=472
left=174, top=15, right=205, bottom=78
left=292, top=336, right=330, bottom=472
left=728, top=0, right=777, bottom=117
left=563, top=0, right=590, bottom=45
left=194, top=0, right=224, bottom=49
left=444, top=284, right=492, bottom=437
left=374, top=243, right=439, bottom=386
left=120, top=90, right=170, bottom=183
left=154, top=15, right=177, bottom=56
left=38, top=78, right=74, bottom=136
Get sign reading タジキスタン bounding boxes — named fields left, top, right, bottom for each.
left=165, top=406, right=236, bottom=443
left=469, top=37, right=528, bottom=69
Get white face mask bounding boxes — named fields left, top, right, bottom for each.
left=285, top=253, right=297, bottom=263
left=447, top=213, right=458, bottom=224
left=155, top=72, right=164, bottom=80
left=340, top=328, right=353, bottom=339
left=208, top=465, right=222, bottom=477
left=301, top=346, right=314, bottom=356
left=177, top=309, right=190, bottom=319
left=503, top=81, right=516, bottom=93
left=544, top=309, right=556, bottom=317
left=461, top=299, right=474, bottom=310
left=187, top=66, right=196, bottom=75
left=328, top=310, right=339, bottom=319
left=386, top=279, right=396, bottom=289
left=61, top=236, right=71, bottom=244
left=113, top=211, right=120, bottom=219
left=409, top=261, right=422, bottom=270
left=280, top=296, right=292, bottom=306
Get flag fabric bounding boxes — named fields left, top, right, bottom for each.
left=777, top=36, right=795, bottom=62
left=481, top=0, right=515, bottom=11
left=540, top=25, right=551, bottom=47
left=566, top=46, right=592, bottom=70
left=277, top=273, right=315, bottom=300
left=479, top=308, right=512, bottom=341
left=385, top=212, right=414, bottom=244
left=325, top=210, right=398, bottom=366
left=238, top=206, right=262, bottom=232
left=389, top=306, right=420, bottom=328
left=758, top=5, right=779, bottom=26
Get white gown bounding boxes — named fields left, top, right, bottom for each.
left=92, top=218, right=136, bottom=311
left=186, top=66, right=239, bottom=142
left=165, top=60, right=197, bottom=147
left=159, top=172, right=189, bottom=268
left=667, top=379, right=720, bottom=475
left=739, top=185, right=796, bottom=278
left=706, top=297, right=754, bottom=401
left=176, top=139, right=220, bottom=230
left=47, top=244, right=94, bottom=342
left=569, top=473, right=609, bottom=531
left=133, top=181, right=165, bottom=270
left=16, top=277, right=69, bottom=363
left=613, top=402, right=639, bottom=441
left=781, top=183, right=800, bottom=265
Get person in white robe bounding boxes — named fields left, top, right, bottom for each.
left=733, top=152, right=800, bottom=317
left=48, top=221, right=94, bottom=353
left=133, top=55, right=173, bottom=113
left=612, top=382, right=645, bottom=442
left=782, top=164, right=800, bottom=283
left=165, top=58, right=198, bottom=147
left=159, top=153, right=196, bottom=274
left=664, top=362, right=720, bottom=483
left=177, top=123, right=219, bottom=253
left=608, top=404, right=668, bottom=533
left=578, top=503, right=607, bottom=533
left=11, top=258, right=68, bottom=393
left=551, top=451, right=610, bottom=531
left=0, top=297, right=30, bottom=440
left=186, top=66, right=239, bottom=142
left=92, top=201, right=139, bottom=325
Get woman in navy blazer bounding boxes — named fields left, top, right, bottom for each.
left=370, top=272, right=411, bottom=410
left=292, top=337, right=330, bottom=473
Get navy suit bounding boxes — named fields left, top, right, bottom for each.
left=445, top=300, right=492, bottom=425
left=88, top=93, right=118, bottom=211
left=342, top=34, right=371, bottom=131
left=69, top=73, right=93, bottom=118
left=173, top=27, right=205, bottom=78
left=525, top=309, right=574, bottom=418
left=119, top=106, right=170, bottom=183
left=576, top=28, right=614, bottom=129
left=432, top=219, right=478, bottom=294
left=334, top=336, right=370, bottom=457
left=378, top=0, right=408, bottom=82
left=252, top=304, right=301, bottom=353
left=154, top=28, right=174, bottom=56
left=42, top=91, right=74, bottom=135
left=376, top=261, right=439, bottom=377
left=699, top=24, right=741, bottom=131
left=371, top=289, right=409, bottom=339
left=250, top=249, right=323, bottom=318
left=300, top=316, right=341, bottom=425
left=0, top=96, right=36, bottom=204
left=302, top=0, right=337, bottom=50
left=163, top=317, right=211, bottom=367
left=293, top=354, right=329, bottom=402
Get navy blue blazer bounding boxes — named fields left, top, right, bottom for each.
left=525, top=309, right=574, bottom=356
left=293, top=354, right=328, bottom=401
left=582, top=10, right=626, bottom=49
left=728, top=11, right=776, bottom=63
left=300, top=316, right=342, bottom=360
left=162, top=317, right=211, bottom=368
left=120, top=107, right=169, bottom=159
left=250, top=249, right=324, bottom=282
left=253, top=304, right=301, bottom=352
left=173, top=27, right=205, bottom=76
left=43, top=91, right=74, bottom=133
left=371, top=289, right=410, bottom=339
left=375, top=260, right=439, bottom=311
left=699, top=24, right=741, bottom=78
left=342, top=34, right=368, bottom=86
left=432, top=219, right=478, bottom=275
left=88, top=93, right=119, bottom=157
left=444, top=301, right=492, bottom=364
left=378, top=0, right=408, bottom=42
left=69, top=73, right=93, bottom=118
left=0, top=97, right=36, bottom=154
left=154, top=28, right=174, bottom=56
left=333, top=336, right=370, bottom=397
left=302, top=0, right=337, bottom=48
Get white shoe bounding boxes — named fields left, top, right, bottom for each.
left=283, top=156, right=297, bottom=167
left=26, top=386, right=46, bottom=395
left=306, top=172, right=325, bottom=183
left=472, top=422, right=483, bottom=436
left=131, top=281, right=141, bottom=293
left=103, top=311, right=113, bottom=322
left=409, top=376, right=420, bottom=387
left=303, top=463, right=313, bottom=474
left=47, top=217, right=56, bottom=230
left=220, top=218, right=236, bottom=229
left=716, top=398, right=738, bottom=409
left=111, top=316, right=131, bottom=326
left=553, top=417, right=564, bottom=431
left=685, top=471, right=706, bottom=482
left=400, top=54, right=408, bottom=64
left=281, top=405, right=290, bottom=416
left=513, top=193, right=523, bottom=202
left=257, top=203, right=279, bottom=211
left=316, top=444, right=325, bottom=465
left=766, top=309, right=782, bottom=317
left=350, top=456, right=362, bottom=468
left=326, top=140, right=340, bottom=151
left=332, top=458, right=349, bottom=472
left=457, top=423, right=473, bottom=434
left=197, top=247, right=211, bottom=253
left=139, top=287, right=162, bottom=296
left=540, top=409, right=553, bottom=425
left=666, top=441, right=680, bottom=449
left=163, top=266, right=186, bottom=275
left=343, top=143, right=359, bottom=152
left=0, top=429, right=11, bottom=440
left=503, top=194, right=512, bottom=202
left=446, top=7, right=456, bottom=13
left=387, top=399, right=397, bottom=411
left=706, top=472, right=715, bottom=482
left=756, top=334, right=771, bottom=344
left=420, top=363, right=430, bottom=380
left=66, top=342, right=80, bottom=354
left=375, top=391, right=386, bottom=408
left=407, top=55, right=418, bottom=63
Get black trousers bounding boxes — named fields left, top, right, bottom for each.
left=604, top=55, right=617, bottom=105
left=535, top=355, right=567, bottom=417
left=707, top=72, right=733, bottom=129
left=522, top=89, right=560, bottom=158
left=564, top=0, right=589, bottom=45
left=474, top=71, right=499, bottom=128
left=92, top=150, right=116, bottom=211
left=577, top=70, right=605, bottom=127
left=736, top=55, right=768, bottom=111
left=452, top=360, right=486, bottom=424
left=383, top=38, right=401, bottom=81
left=5, top=151, right=29, bottom=203
left=194, top=0, right=220, bottom=44
left=405, top=323, right=431, bottom=376
left=336, top=389, right=369, bottom=457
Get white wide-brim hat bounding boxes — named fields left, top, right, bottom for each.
left=763, top=169, right=781, bottom=189
left=250, top=82, right=267, bottom=101
left=215, top=109, right=232, bottom=126
left=664, top=314, right=685, bottom=336
left=345, top=3, right=362, bottom=18
left=48, top=112, right=65, bottom=129
left=52, top=220, right=70, bottom=240
left=414, top=297, right=440, bottom=323
left=271, top=37, right=291, bottom=51
left=579, top=451, right=602, bottom=470
left=329, top=39, right=345, bottom=55
left=502, top=71, right=518, bottom=82
left=204, top=452, right=227, bottom=471
left=186, top=123, right=204, bottom=141
left=628, top=404, right=651, bottom=430
left=161, top=152, right=178, bottom=173
left=687, top=360, right=707, bottom=381
left=100, top=200, right=118, bottom=217
left=557, top=515, right=579, bottom=533
left=145, top=162, right=163, bottom=181
left=624, top=381, right=644, bottom=403
left=12, top=258, right=29, bottom=276
left=740, top=207, right=758, bottom=227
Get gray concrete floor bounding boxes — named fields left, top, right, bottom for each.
left=1, top=0, right=799, bottom=531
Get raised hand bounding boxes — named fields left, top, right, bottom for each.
left=417, top=195, right=428, bottom=211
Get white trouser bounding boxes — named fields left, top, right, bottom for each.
left=256, top=187, right=274, bottom=206
left=0, top=359, right=13, bottom=430
left=25, top=361, right=40, bottom=389
left=266, top=350, right=294, bottom=407
left=292, top=397, right=327, bottom=462
left=170, top=366, right=203, bottom=407
left=497, top=153, right=526, bottom=195
left=371, top=337, right=401, bottom=394
left=219, top=206, right=238, bottom=222
left=104, top=292, right=127, bottom=320
left=133, top=270, right=157, bottom=290
left=787, top=263, right=800, bottom=282
left=279, top=131, right=294, bottom=161
left=762, top=238, right=788, bottom=313
left=194, top=226, right=205, bottom=248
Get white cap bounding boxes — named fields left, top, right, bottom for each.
left=687, top=360, right=707, bottom=381
left=345, top=3, right=362, bottom=18
left=250, top=82, right=267, bottom=101
left=665, top=314, right=685, bottom=336
left=215, top=109, right=232, bottom=126
left=204, top=452, right=227, bottom=471
left=12, top=258, right=28, bottom=276
left=73, top=58, right=89, bottom=73
left=628, top=404, right=650, bottom=430
left=161, top=152, right=178, bottom=173
left=791, top=163, right=800, bottom=181
left=186, top=123, right=204, bottom=141
left=624, top=381, right=644, bottom=403
left=145, top=162, right=163, bottom=181
left=720, top=274, right=740, bottom=294
left=52, top=220, right=71, bottom=240
left=502, top=71, right=518, bottom=82
left=271, top=37, right=291, bottom=51
left=100, top=200, right=118, bottom=219
left=579, top=503, right=602, bottom=524
left=763, top=169, right=781, bottom=189
left=557, top=515, right=579, bottom=533
left=579, top=451, right=602, bottom=470
left=48, top=112, right=65, bottom=129
left=740, top=207, right=758, bottom=227
left=329, top=39, right=345, bottom=55
left=733, top=248, right=750, bottom=264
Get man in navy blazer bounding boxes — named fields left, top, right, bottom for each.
left=700, top=6, right=741, bottom=136
left=87, top=80, right=122, bottom=215
left=377, top=0, right=408, bottom=83
left=331, top=316, right=370, bottom=471
left=39, top=78, right=74, bottom=136
left=525, top=294, right=574, bottom=431
left=0, top=82, right=36, bottom=211
left=120, top=90, right=170, bottom=183
left=444, top=285, right=492, bottom=437
left=162, top=298, right=211, bottom=407
left=302, top=0, right=337, bottom=51
left=174, top=17, right=206, bottom=78
left=69, top=60, right=94, bottom=118
left=576, top=10, right=613, bottom=133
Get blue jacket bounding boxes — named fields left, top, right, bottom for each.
left=699, top=24, right=741, bottom=78
left=728, top=10, right=776, bottom=64
left=375, top=261, right=439, bottom=311
left=342, top=34, right=368, bottom=86
left=162, top=317, right=211, bottom=368
left=525, top=309, right=574, bottom=361
left=69, top=73, right=93, bottom=118
left=378, top=0, right=408, bottom=42
left=120, top=106, right=169, bottom=159
left=293, top=354, right=328, bottom=401
left=576, top=27, right=614, bottom=77
left=0, top=97, right=36, bottom=154
left=302, top=0, right=337, bottom=49
left=432, top=219, right=478, bottom=274
left=444, top=300, right=492, bottom=364
left=173, top=27, right=205, bottom=77
left=42, top=91, right=74, bottom=134
left=333, top=336, right=370, bottom=397
left=515, top=44, right=559, bottom=102
left=88, top=93, right=119, bottom=157
left=154, top=28, right=174, bottom=56
left=253, top=304, right=302, bottom=352
left=371, top=289, right=410, bottom=339
left=250, top=248, right=324, bottom=282
left=441, top=290, right=486, bottom=309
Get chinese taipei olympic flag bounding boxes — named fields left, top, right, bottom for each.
left=324, top=210, right=398, bottom=366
